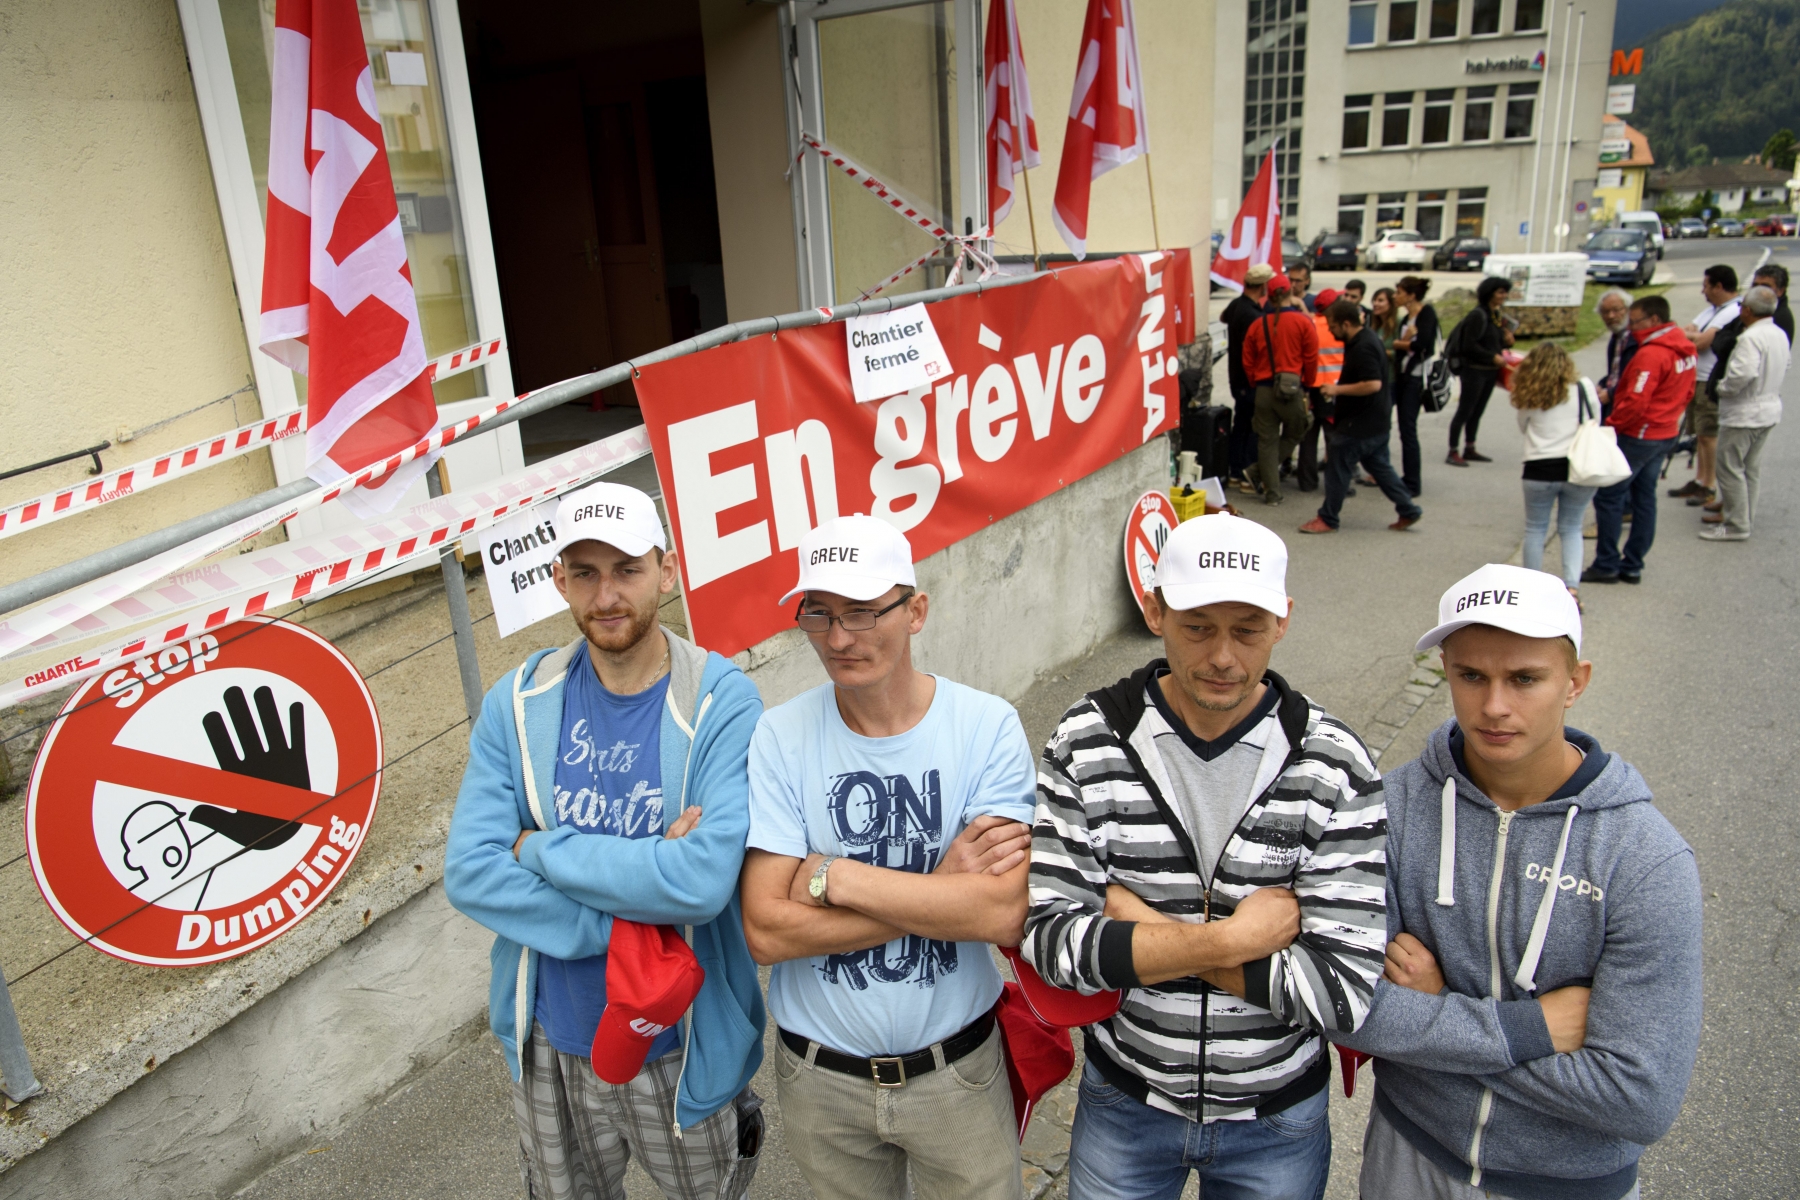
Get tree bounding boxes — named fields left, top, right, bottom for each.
left=1764, top=128, right=1798, bottom=171
left=1686, top=143, right=1713, bottom=167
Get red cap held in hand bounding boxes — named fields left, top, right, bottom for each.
left=591, top=920, right=705, bottom=1084
left=999, top=945, right=1121, bottom=1028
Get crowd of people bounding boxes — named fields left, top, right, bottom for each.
left=442, top=480, right=1704, bottom=1200
left=1222, top=256, right=1789, bottom=593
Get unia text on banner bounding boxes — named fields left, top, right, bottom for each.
left=631, top=252, right=1195, bottom=658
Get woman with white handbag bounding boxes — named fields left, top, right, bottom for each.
left=1512, top=342, right=1631, bottom=607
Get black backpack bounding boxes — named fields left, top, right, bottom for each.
left=1705, top=317, right=1746, bottom=402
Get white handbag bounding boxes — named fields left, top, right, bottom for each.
left=1566, top=379, right=1632, bottom=488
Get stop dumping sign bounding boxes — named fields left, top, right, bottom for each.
left=25, top=617, right=381, bottom=966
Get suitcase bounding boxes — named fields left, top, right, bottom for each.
left=1179, top=404, right=1232, bottom=485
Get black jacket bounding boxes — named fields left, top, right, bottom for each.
left=1450, top=306, right=1504, bottom=374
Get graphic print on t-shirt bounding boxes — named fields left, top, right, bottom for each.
left=554, top=716, right=663, bottom=835
left=819, top=767, right=958, bottom=990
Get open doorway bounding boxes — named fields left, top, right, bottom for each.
left=460, top=0, right=727, bottom=464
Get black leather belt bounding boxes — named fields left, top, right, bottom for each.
left=779, top=1011, right=994, bottom=1088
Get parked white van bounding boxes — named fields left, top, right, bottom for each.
left=1618, top=211, right=1666, bottom=259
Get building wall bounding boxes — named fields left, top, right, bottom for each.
left=699, top=0, right=801, bottom=322
left=990, top=0, right=1215, bottom=259
left=0, top=0, right=277, bottom=591
left=1214, top=1, right=1617, bottom=253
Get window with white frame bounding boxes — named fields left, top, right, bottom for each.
left=1339, top=194, right=1369, bottom=238
left=1463, top=85, right=1496, bottom=141
left=1349, top=3, right=1377, bottom=45
left=1514, top=0, right=1546, bottom=31
left=1343, top=94, right=1373, bottom=150
left=1382, top=93, right=1414, bottom=148
left=1422, top=89, right=1454, bottom=144
left=1504, top=82, right=1539, bottom=139
left=1388, top=1, right=1418, bottom=42
left=1456, top=187, right=1488, bottom=235
left=1471, top=0, right=1502, bottom=36
left=1416, top=190, right=1447, bottom=239
left=1429, top=0, right=1459, bottom=38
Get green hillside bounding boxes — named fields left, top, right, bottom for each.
left=1631, top=0, right=1800, bottom=167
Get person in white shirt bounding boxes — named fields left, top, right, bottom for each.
left=1671, top=265, right=1742, bottom=503
left=1510, top=343, right=1597, bottom=603
left=1701, top=285, right=1788, bottom=541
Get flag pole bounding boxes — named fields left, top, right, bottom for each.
left=1021, top=167, right=1044, bottom=269
left=1144, top=153, right=1163, bottom=250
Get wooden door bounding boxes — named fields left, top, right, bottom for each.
left=479, top=71, right=613, bottom=394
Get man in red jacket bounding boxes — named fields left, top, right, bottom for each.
left=1584, top=295, right=1697, bottom=584
left=1240, top=275, right=1320, bottom=506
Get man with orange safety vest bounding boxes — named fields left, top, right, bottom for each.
left=1296, top=288, right=1347, bottom=492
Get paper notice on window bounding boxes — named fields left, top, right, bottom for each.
left=844, top=304, right=954, bottom=404
left=469, top=502, right=568, bottom=638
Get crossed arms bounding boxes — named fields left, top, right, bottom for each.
left=740, top=816, right=1030, bottom=965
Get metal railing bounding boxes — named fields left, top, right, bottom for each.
left=0, top=269, right=1047, bottom=619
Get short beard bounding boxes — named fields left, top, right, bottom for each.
left=1604, top=317, right=1628, bottom=333
left=579, top=597, right=659, bottom=654
left=1182, top=673, right=1256, bottom=713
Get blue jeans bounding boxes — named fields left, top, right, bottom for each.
left=1591, top=436, right=1676, bottom=575
left=1065, top=1060, right=1331, bottom=1200
left=1318, top=431, right=1423, bottom=528
left=1522, top=479, right=1598, bottom=588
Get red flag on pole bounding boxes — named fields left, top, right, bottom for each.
left=984, top=0, right=1039, bottom=229
left=1210, top=146, right=1285, bottom=293
left=259, top=0, right=440, bottom=515
left=1051, top=0, right=1150, bottom=260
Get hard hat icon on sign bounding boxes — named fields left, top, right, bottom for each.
left=26, top=618, right=382, bottom=966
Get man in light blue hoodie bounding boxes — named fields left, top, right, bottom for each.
left=1336, top=563, right=1702, bottom=1199
left=445, top=482, right=766, bottom=1200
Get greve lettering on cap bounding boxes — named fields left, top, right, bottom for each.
left=572, top=502, right=629, bottom=522
left=1194, top=551, right=1263, bottom=572
left=1454, top=588, right=1521, bottom=614
left=809, top=546, right=861, bottom=566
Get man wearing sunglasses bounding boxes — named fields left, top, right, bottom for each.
left=740, top=515, right=1037, bottom=1200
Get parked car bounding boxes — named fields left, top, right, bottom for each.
left=1363, top=229, right=1429, bottom=268
left=1710, top=219, right=1746, bottom=237
left=1748, top=214, right=1797, bottom=236
left=1617, top=211, right=1666, bottom=259
left=1281, top=237, right=1307, bottom=267
left=1306, top=230, right=1360, bottom=270
left=1583, top=229, right=1657, bottom=287
left=1432, top=235, right=1492, bottom=271
left=1676, top=217, right=1709, bottom=239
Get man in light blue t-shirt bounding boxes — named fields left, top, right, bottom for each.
left=741, top=516, right=1036, bottom=1200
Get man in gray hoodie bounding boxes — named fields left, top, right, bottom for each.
left=1336, top=563, right=1702, bottom=1199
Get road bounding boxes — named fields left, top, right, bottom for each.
left=236, top=242, right=1800, bottom=1200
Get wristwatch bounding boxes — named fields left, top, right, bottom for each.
left=808, top=855, right=841, bottom=907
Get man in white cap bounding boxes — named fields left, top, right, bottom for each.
left=446, top=481, right=769, bottom=1200
left=739, top=515, right=1037, bottom=1200
left=1335, top=563, right=1702, bottom=1200
left=1024, top=513, right=1387, bottom=1200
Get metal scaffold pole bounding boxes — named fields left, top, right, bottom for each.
left=427, top=464, right=485, bottom=724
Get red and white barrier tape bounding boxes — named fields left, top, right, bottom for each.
left=425, top=337, right=504, bottom=382
left=0, top=336, right=505, bottom=543
left=1, top=426, right=648, bottom=706
left=0, top=390, right=526, bottom=661
left=0, top=411, right=305, bottom=543
left=793, top=131, right=998, bottom=299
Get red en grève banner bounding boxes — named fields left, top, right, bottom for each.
left=632, top=251, right=1194, bottom=657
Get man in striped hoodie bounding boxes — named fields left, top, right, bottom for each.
left=1023, top=514, right=1387, bottom=1200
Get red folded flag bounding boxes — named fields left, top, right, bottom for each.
left=1051, top=0, right=1150, bottom=260
left=259, top=0, right=441, bottom=515
left=1211, top=146, right=1284, bottom=293
left=983, top=0, right=1040, bottom=230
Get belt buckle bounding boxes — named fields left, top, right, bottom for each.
left=869, top=1056, right=906, bottom=1088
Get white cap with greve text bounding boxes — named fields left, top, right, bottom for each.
left=780, top=515, right=917, bottom=605
left=549, top=481, right=667, bottom=561
left=1153, top=514, right=1289, bottom=616
left=1416, top=563, right=1583, bottom=654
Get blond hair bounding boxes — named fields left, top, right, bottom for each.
left=1509, top=342, right=1577, bottom=412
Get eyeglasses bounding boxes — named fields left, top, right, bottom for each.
left=795, top=592, right=914, bottom=633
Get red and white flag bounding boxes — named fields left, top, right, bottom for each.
left=259, top=0, right=440, bottom=514
left=984, top=0, right=1039, bottom=230
left=1210, top=147, right=1284, bottom=292
left=1051, top=0, right=1150, bottom=260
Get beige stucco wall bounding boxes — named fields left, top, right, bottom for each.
left=699, top=0, right=801, bottom=323
left=0, top=0, right=274, bottom=591
left=991, top=0, right=1215, bottom=259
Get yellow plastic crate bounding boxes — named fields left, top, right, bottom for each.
left=1169, top=486, right=1210, bottom=523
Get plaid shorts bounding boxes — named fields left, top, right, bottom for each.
left=514, top=1022, right=762, bottom=1200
